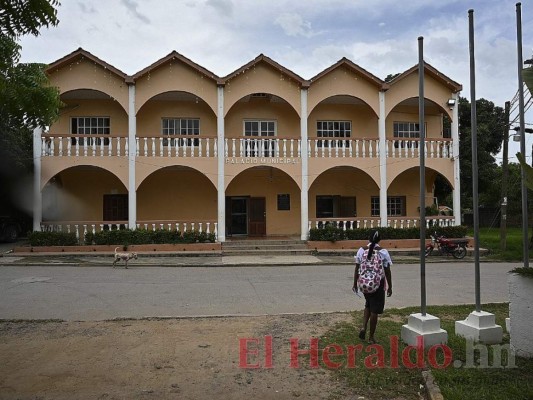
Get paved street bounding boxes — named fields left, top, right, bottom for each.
left=0, top=262, right=517, bottom=320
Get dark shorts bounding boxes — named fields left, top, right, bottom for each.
left=364, top=280, right=386, bottom=314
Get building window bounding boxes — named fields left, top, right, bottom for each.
left=393, top=121, right=420, bottom=148
left=162, top=118, right=200, bottom=146
left=317, top=121, right=351, bottom=147
left=243, top=120, right=276, bottom=156
left=316, top=196, right=356, bottom=218
left=371, top=196, right=406, bottom=216
left=71, top=117, right=110, bottom=145
left=277, top=194, right=290, bottom=211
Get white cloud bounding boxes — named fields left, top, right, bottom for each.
left=206, top=0, right=233, bottom=18
left=275, top=12, right=315, bottom=38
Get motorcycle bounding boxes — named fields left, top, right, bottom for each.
left=424, top=232, right=468, bottom=259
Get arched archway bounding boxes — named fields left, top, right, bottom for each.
left=42, top=166, right=127, bottom=222
left=225, top=93, right=301, bottom=145
left=225, top=166, right=300, bottom=236
left=137, top=166, right=217, bottom=227
left=309, top=166, right=379, bottom=223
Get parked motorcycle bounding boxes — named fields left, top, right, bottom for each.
left=424, top=232, right=468, bottom=259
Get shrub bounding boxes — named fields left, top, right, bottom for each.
left=83, top=228, right=216, bottom=246
left=29, top=231, right=78, bottom=246
left=308, top=225, right=468, bottom=241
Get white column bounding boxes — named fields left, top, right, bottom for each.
left=379, top=91, right=388, bottom=227
left=217, top=85, right=226, bottom=242
left=128, top=84, right=137, bottom=230
left=451, top=92, right=461, bottom=226
left=300, top=88, right=309, bottom=240
left=33, top=127, right=43, bottom=231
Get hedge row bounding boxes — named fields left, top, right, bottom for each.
left=84, top=229, right=216, bottom=245
left=308, top=225, right=468, bottom=242
left=28, top=229, right=216, bottom=246
left=28, top=231, right=78, bottom=247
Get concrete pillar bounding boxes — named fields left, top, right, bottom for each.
left=451, top=92, right=461, bottom=226
left=378, top=91, right=388, bottom=227
left=128, top=84, right=137, bottom=230
left=401, top=313, right=448, bottom=348
left=455, top=311, right=503, bottom=345
left=32, top=127, right=43, bottom=232
left=217, top=85, right=226, bottom=242
left=300, top=88, right=309, bottom=240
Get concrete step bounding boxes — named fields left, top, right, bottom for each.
left=221, top=248, right=314, bottom=256
left=222, top=239, right=308, bottom=255
left=223, top=239, right=305, bottom=247
left=222, top=244, right=308, bottom=251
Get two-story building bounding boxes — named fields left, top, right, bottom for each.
left=34, top=48, right=462, bottom=242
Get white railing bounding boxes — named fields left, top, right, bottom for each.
left=41, top=136, right=454, bottom=160
left=135, top=220, right=218, bottom=239
left=136, top=136, right=217, bottom=158
left=308, top=216, right=456, bottom=231
left=40, top=221, right=129, bottom=242
left=386, top=139, right=453, bottom=159
left=309, top=218, right=381, bottom=231
left=224, top=137, right=300, bottom=158
left=308, top=138, right=379, bottom=158
left=387, top=216, right=456, bottom=229
left=41, top=135, right=128, bottom=157
left=40, top=220, right=218, bottom=243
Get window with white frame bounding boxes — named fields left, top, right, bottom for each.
left=243, top=120, right=276, bottom=156
left=71, top=117, right=110, bottom=145
left=317, top=121, right=351, bottom=147
left=393, top=121, right=424, bottom=148
left=162, top=118, right=200, bottom=146
left=371, top=196, right=406, bottom=216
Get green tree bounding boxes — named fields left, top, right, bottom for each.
left=458, top=96, right=506, bottom=210
left=0, top=0, right=61, bottom=221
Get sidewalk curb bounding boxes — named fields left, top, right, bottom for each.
left=422, top=370, right=444, bottom=400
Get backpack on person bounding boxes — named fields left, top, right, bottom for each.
left=357, top=247, right=385, bottom=294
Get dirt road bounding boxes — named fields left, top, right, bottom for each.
left=0, top=313, right=361, bottom=400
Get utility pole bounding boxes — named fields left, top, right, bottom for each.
left=500, top=101, right=510, bottom=251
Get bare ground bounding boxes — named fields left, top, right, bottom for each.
left=0, top=313, right=370, bottom=400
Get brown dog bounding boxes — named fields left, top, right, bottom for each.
left=113, top=247, right=138, bottom=268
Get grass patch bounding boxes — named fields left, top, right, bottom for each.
left=469, top=227, right=532, bottom=262
left=319, top=303, right=533, bottom=400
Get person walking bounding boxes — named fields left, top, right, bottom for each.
left=352, top=230, right=393, bottom=344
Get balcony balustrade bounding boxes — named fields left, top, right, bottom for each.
left=386, top=139, right=453, bottom=159
left=309, top=216, right=456, bottom=231
left=42, top=135, right=128, bottom=157
left=40, top=219, right=218, bottom=243
left=41, top=135, right=454, bottom=161
left=136, top=136, right=218, bottom=157
left=308, top=138, right=379, bottom=158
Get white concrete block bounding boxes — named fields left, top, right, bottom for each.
left=455, top=312, right=503, bottom=345
left=401, top=313, right=448, bottom=348
left=509, top=274, right=533, bottom=358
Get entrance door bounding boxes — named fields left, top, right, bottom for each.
left=228, top=197, right=248, bottom=235
left=249, top=197, right=266, bottom=236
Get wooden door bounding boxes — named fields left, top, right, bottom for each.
left=249, top=197, right=266, bottom=236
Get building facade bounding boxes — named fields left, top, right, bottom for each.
left=34, top=48, right=462, bottom=241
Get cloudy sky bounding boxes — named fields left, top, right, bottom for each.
left=18, top=0, right=533, bottom=161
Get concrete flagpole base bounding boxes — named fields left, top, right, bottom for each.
left=401, top=313, right=448, bottom=348
left=455, top=311, right=503, bottom=344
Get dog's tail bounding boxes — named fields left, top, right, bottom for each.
left=114, top=247, right=120, bottom=253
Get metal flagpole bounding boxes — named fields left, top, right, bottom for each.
left=418, top=36, right=427, bottom=317
left=516, top=2, right=530, bottom=268
left=469, top=9, right=481, bottom=312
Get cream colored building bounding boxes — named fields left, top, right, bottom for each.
left=34, top=48, right=462, bottom=241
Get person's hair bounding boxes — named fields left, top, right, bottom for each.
left=367, top=230, right=381, bottom=260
